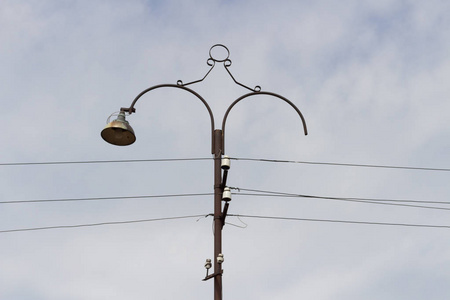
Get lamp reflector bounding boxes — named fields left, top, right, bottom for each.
left=101, top=112, right=136, bottom=146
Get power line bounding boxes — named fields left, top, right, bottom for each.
left=3, top=212, right=449, bottom=234
left=235, top=190, right=450, bottom=205
left=0, top=156, right=448, bottom=172
left=230, top=214, right=450, bottom=229
left=2, top=188, right=449, bottom=212
left=238, top=193, right=450, bottom=211
left=0, top=157, right=212, bottom=166
left=0, top=193, right=213, bottom=204
left=231, top=157, right=450, bottom=172
left=0, top=214, right=210, bottom=234
left=231, top=187, right=450, bottom=211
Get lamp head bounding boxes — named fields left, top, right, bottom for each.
left=101, top=111, right=136, bottom=146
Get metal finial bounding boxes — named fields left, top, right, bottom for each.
left=177, top=44, right=261, bottom=92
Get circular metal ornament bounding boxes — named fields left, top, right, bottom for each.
left=209, top=44, right=230, bottom=62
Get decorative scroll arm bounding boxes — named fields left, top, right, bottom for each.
left=176, top=44, right=261, bottom=92
left=120, top=84, right=216, bottom=154
left=221, top=91, right=308, bottom=154
left=177, top=59, right=216, bottom=87
left=223, top=59, right=261, bottom=92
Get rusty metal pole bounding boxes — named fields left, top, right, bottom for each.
left=213, top=129, right=223, bottom=300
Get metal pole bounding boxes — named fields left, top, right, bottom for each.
left=213, top=129, right=223, bottom=300
left=101, top=45, right=308, bottom=299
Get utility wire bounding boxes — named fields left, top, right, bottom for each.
left=0, top=156, right=448, bottom=172
left=0, top=193, right=213, bottom=204
left=231, top=157, right=450, bottom=172
left=237, top=193, right=450, bottom=211
left=0, top=214, right=210, bottom=234
left=0, top=158, right=212, bottom=166
left=235, top=191, right=450, bottom=205
left=2, top=189, right=449, bottom=212
left=230, top=214, right=450, bottom=229
left=231, top=188, right=450, bottom=211
left=3, top=213, right=449, bottom=233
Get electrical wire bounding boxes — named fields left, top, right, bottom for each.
left=235, top=191, right=450, bottom=205
left=0, top=156, right=448, bottom=172
left=0, top=193, right=213, bottom=204
left=231, top=188, right=450, bottom=211
left=3, top=212, right=449, bottom=234
left=2, top=188, right=449, bottom=212
left=229, top=214, right=450, bottom=229
left=237, top=193, right=450, bottom=211
left=231, top=157, right=450, bottom=172
left=0, top=158, right=212, bottom=166
left=225, top=216, right=248, bottom=229
left=0, top=214, right=209, bottom=234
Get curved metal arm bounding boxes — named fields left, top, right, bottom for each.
left=221, top=91, right=308, bottom=154
left=120, top=84, right=216, bottom=154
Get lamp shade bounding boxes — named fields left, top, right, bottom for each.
left=101, top=112, right=136, bottom=146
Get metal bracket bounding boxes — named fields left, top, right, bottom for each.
left=221, top=202, right=230, bottom=229
left=221, top=169, right=228, bottom=190
left=202, top=270, right=223, bottom=281
left=120, top=107, right=136, bottom=114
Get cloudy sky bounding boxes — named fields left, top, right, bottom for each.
left=1, top=0, right=449, bottom=299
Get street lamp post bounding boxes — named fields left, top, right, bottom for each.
left=101, top=44, right=307, bottom=300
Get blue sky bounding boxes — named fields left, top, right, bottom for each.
left=1, top=1, right=449, bottom=299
